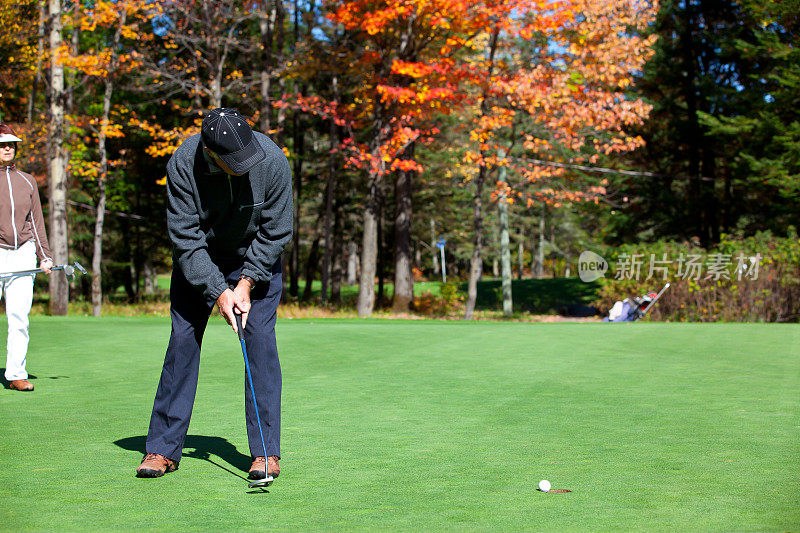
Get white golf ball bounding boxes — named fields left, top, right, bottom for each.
left=538, top=479, right=551, bottom=492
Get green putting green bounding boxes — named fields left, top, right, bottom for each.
left=1, top=318, right=797, bottom=530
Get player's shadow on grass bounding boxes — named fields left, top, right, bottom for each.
left=114, top=435, right=252, bottom=481
left=0, top=368, right=70, bottom=388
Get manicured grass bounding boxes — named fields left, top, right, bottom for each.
left=1, top=318, right=798, bottom=530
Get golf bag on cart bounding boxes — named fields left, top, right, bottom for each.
left=603, top=283, right=670, bottom=322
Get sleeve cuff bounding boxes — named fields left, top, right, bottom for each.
left=242, top=266, right=270, bottom=283
left=207, top=280, right=230, bottom=302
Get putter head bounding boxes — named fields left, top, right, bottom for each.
left=248, top=475, right=274, bottom=489
left=64, top=262, right=87, bottom=281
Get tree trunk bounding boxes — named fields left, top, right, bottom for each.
left=549, top=217, right=556, bottom=278
left=91, top=11, right=125, bottom=317
left=465, top=29, right=499, bottom=319
left=330, top=202, right=343, bottom=304
left=276, top=75, right=287, bottom=301
left=118, top=220, right=133, bottom=300
left=534, top=205, right=545, bottom=278
left=392, top=145, right=414, bottom=311
left=66, top=1, right=79, bottom=114
left=259, top=0, right=285, bottom=132
left=702, top=148, right=719, bottom=243
left=517, top=239, right=524, bottom=280
left=377, top=201, right=385, bottom=306
left=529, top=232, right=536, bottom=279
left=302, top=234, right=320, bottom=301
left=259, top=70, right=272, bottom=133
left=191, top=52, right=203, bottom=111
left=357, top=170, right=380, bottom=317
left=126, top=223, right=138, bottom=301
left=27, top=1, right=46, bottom=122
left=347, top=241, right=358, bottom=287
left=280, top=254, right=288, bottom=303
left=356, top=99, right=389, bottom=317
left=210, top=73, right=222, bottom=108
left=91, top=119, right=108, bottom=316
left=430, top=218, right=439, bottom=274
left=321, top=76, right=338, bottom=304
left=464, top=166, right=486, bottom=320
left=498, top=150, right=512, bottom=318
left=144, top=258, right=156, bottom=295
left=680, top=3, right=703, bottom=242
left=48, top=0, right=69, bottom=316
left=320, top=149, right=335, bottom=303
left=723, top=171, right=732, bottom=233
left=289, top=99, right=304, bottom=297
left=258, top=1, right=275, bottom=133
left=275, top=78, right=287, bottom=145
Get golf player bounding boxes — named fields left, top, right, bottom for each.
left=0, top=124, right=53, bottom=392
left=137, top=108, right=292, bottom=482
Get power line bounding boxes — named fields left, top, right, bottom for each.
left=519, top=157, right=716, bottom=182
left=67, top=200, right=145, bottom=221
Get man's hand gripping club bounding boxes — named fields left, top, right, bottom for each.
left=216, top=278, right=253, bottom=333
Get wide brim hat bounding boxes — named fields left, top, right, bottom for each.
left=201, top=108, right=266, bottom=174
left=0, top=133, right=22, bottom=143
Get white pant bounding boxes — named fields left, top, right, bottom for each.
left=1, top=241, right=36, bottom=381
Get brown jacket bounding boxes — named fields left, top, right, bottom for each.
left=0, top=164, right=52, bottom=261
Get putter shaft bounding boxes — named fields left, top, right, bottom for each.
left=235, top=313, right=272, bottom=489
left=0, top=261, right=87, bottom=281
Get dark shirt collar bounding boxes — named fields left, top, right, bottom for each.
left=202, top=147, right=224, bottom=175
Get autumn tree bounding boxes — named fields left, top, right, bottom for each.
left=48, top=0, right=70, bottom=315
left=461, top=0, right=658, bottom=317
left=0, top=1, right=43, bottom=123
left=327, top=0, right=494, bottom=316
left=130, top=0, right=266, bottom=162
left=61, top=0, right=151, bottom=315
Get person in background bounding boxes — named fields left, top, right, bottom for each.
left=0, top=124, right=53, bottom=392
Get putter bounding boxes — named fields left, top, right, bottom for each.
left=235, top=313, right=274, bottom=489
left=639, top=282, right=670, bottom=318
left=0, top=261, right=87, bottom=282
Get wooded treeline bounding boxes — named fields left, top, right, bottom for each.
left=0, top=0, right=796, bottom=317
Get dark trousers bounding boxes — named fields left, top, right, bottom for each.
left=145, top=264, right=282, bottom=462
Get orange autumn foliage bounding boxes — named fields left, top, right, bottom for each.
left=59, top=0, right=153, bottom=179
left=464, top=0, right=658, bottom=207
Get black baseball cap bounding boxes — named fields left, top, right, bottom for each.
left=201, top=108, right=266, bottom=174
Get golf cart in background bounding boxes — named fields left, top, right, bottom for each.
left=603, top=283, right=670, bottom=322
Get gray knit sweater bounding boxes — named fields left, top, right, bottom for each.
left=166, top=132, right=293, bottom=302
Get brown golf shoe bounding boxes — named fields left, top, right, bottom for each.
left=9, top=379, right=33, bottom=391
left=136, top=453, right=178, bottom=478
left=248, top=456, right=280, bottom=480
